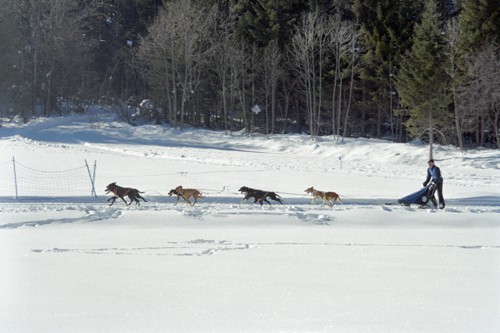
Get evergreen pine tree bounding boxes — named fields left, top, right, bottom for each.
left=230, top=0, right=303, bottom=48
left=459, top=0, right=500, bottom=53
left=395, top=0, right=450, bottom=159
left=352, top=0, right=422, bottom=138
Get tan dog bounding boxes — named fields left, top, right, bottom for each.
left=169, top=185, right=204, bottom=206
left=305, top=186, right=341, bottom=207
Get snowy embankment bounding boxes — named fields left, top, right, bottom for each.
left=0, top=113, right=499, bottom=332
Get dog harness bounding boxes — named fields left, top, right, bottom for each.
left=113, top=187, right=132, bottom=196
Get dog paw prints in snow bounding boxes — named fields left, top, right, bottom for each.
left=293, top=212, right=332, bottom=225
left=179, top=207, right=204, bottom=219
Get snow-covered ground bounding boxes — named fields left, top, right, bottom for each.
left=1, top=112, right=499, bottom=332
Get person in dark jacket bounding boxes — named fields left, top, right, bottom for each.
left=423, top=159, right=445, bottom=209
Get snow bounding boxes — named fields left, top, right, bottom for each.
left=1, top=111, right=499, bottom=332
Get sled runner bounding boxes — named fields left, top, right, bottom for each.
left=398, top=183, right=437, bottom=208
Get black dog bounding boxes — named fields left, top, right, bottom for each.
left=239, top=186, right=283, bottom=206
left=105, top=182, right=147, bottom=206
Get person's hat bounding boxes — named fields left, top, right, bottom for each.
left=428, top=159, right=434, bottom=163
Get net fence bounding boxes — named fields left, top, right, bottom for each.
left=0, top=158, right=95, bottom=198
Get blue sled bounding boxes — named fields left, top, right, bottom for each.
left=398, top=184, right=436, bottom=207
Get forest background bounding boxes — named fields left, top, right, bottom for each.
left=0, top=0, right=498, bottom=150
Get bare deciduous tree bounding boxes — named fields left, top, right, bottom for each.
left=459, top=42, right=500, bottom=148
left=290, top=10, right=360, bottom=139
left=445, top=18, right=465, bottom=152
left=330, top=16, right=359, bottom=140
left=341, top=25, right=360, bottom=140
left=262, top=39, right=282, bottom=134
left=290, top=10, right=330, bottom=138
left=0, top=0, right=95, bottom=120
left=229, top=39, right=252, bottom=134
left=136, top=0, right=216, bottom=129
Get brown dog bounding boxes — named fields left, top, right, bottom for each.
left=305, top=186, right=341, bottom=207
left=169, top=185, right=204, bottom=206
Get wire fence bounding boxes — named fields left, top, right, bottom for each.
left=0, top=157, right=96, bottom=199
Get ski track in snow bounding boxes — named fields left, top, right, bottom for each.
left=31, top=240, right=257, bottom=257
left=29, top=239, right=500, bottom=258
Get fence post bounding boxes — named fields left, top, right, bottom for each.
left=12, top=156, right=18, bottom=200
left=85, top=159, right=97, bottom=198
left=92, top=160, right=97, bottom=198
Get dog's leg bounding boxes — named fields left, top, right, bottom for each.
left=116, top=195, right=128, bottom=205
left=137, top=193, right=147, bottom=202
left=269, top=194, right=282, bottom=204
left=243, top=194, right=252, bottom=202
left=108, top=196, right=117, bottom=206
left=128, top=194, right=138, bottom=206
left=259, top=195, right=271, bottom=205
left=125, top=195, right=135, bottom=206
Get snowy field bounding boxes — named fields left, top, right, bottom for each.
left=1, top=112, right=499, bottom=333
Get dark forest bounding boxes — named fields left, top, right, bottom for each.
left=0, top=0, right=498, bottom=149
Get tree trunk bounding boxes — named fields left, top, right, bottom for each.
left=342, top=57, right=356, bottom=139
left=361, top=84, right=366, bottom=137
left=452, top=86, right=464, bottom=152
left=428, top=113, right=434, bottom=160
left=493, top=108, right=499, bottom=149
left=332, top=67, right=338, bottom=137
left=337, top=75, right=343, bottom=138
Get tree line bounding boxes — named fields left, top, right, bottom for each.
left=0, top=0, right=498, bottom=149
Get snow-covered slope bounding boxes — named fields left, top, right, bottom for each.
left=1, top=112, right=499, bottom=332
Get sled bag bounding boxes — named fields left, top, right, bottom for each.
left=398, top=184, right=436, bottom=206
